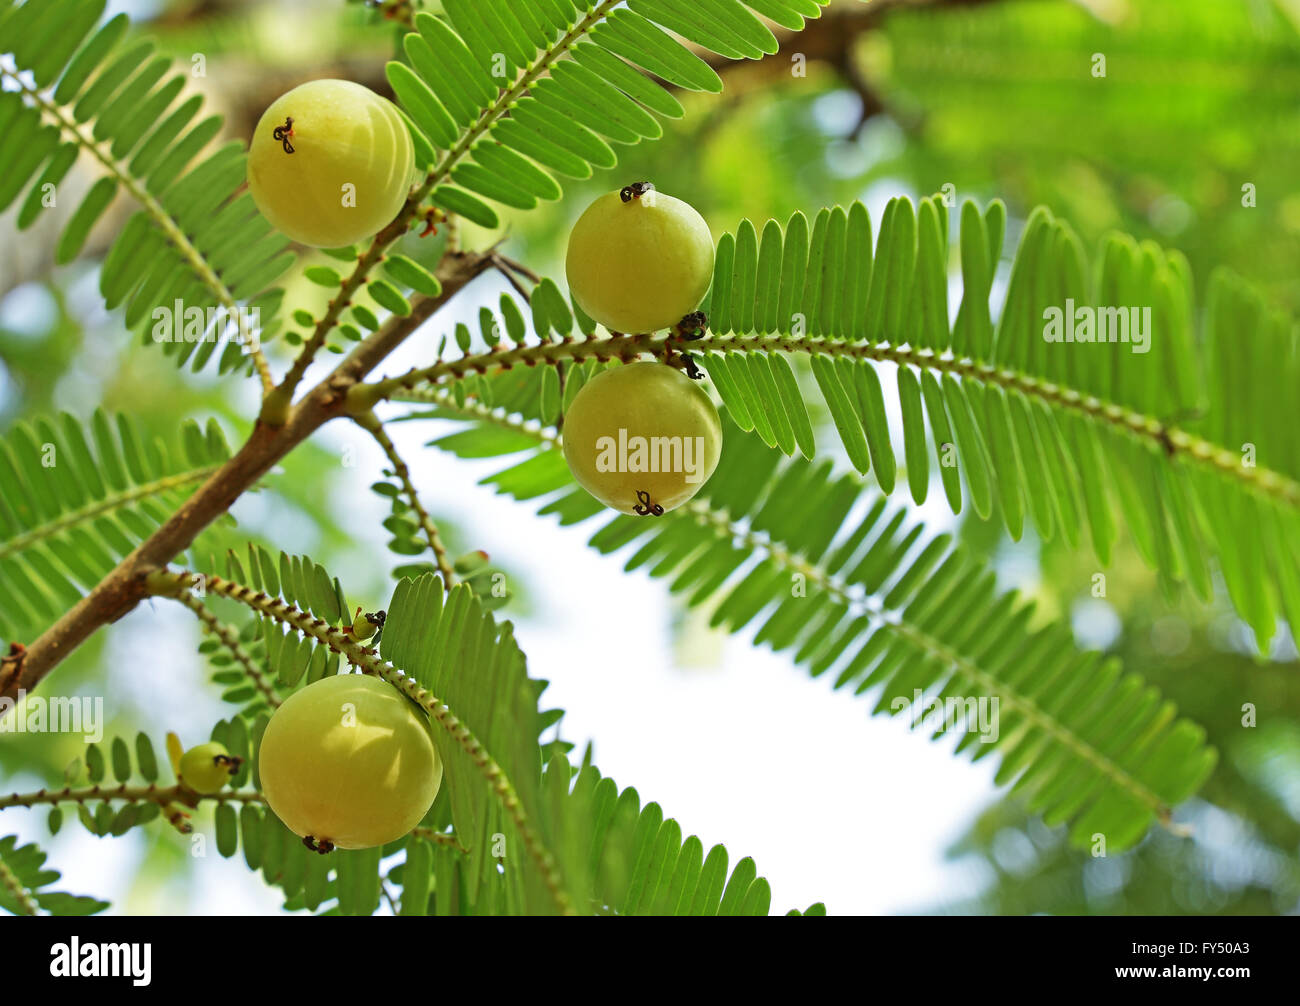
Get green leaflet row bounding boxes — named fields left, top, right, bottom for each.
left=426, top=401, right=1219, bottom=853
left=385, top=0, right=828, bottom=228
left=701, top=196, right=1300, bottom=647
left=0, top=0, right=294, bottom=374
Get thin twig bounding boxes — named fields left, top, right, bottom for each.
left=0, top=856, right=37, bottom=916
left=495, top=254, right=541, bottom=285
left=394, top=386, right=561, bottom=447
left=352, top=409, right=457, bottom=589
left=0, top=783, right=265, bottom=811
left=172, top=588, right=281, bottom=709
left=493, top=256, right=534, bottom=304
left=360, top=329, right=1300, bottom=511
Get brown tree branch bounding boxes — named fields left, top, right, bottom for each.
left=1, top=251, right=494, bottom=715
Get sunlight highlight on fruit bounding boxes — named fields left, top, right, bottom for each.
left=178, top=741, right=239, bottom=795
left=258, top=673, right=442, bottom=851
left=562, top=361, right=722, bottom=515
left=247, top=79, right=414, bottom=248
left=565, top=185, right=714, bottom=334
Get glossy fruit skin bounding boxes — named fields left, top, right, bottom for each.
left=179, top=742, right=238, bottom=795
left=247, top=79, right=413, bottom=248
left=562, top=362, right=722, bottom=515
left=565, top=189, right=714, bottom=334
left=258, top=674, right=442, bottom=850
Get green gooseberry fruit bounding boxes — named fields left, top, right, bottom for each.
left=179, top=741, right=241, bottom=795
left=561, top=361, right=722, bottom=515
left=247, top=79, right=414, bottom=248
left=350, top=607, right=385, bottom=641
left=258, top=673, right=442, bottom=851
left=565, top=184, right=714, bottom=334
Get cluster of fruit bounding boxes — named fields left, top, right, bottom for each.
left=238, top=81, right=727, bottom=851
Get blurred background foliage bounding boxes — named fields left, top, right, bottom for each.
left=2, top=0, right=1298, bottom=914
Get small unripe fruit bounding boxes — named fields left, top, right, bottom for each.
left=565, top=185, right=714, bottom=334
left=178, top=741, right=241, bottom=795
left=350, top=607, right=385, bottom=641
left=247, top=79, right=414, bottom=248
left=258, top=674, right=441, bottom=851
left=562, top=362, right=722, bottom=515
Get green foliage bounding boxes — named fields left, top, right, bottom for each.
left=386, top=0, right=826, bottom=224
left=540, top=753, right=779, bottom=916
left=196, top=615, right=288, bottom=719
left=71, top=734, right=170, bottom=837
left=380, top=573, right=787, bottom=915
left=0, top=409, right=230, bottom=641
left=391, top=753, right=790, bottom=916
left=0, top=835, right=108, bottom=916
left=425, top=400, right=1217, bottom=851
left=698, top=196, right=1300, bottom=648
left=873, top=0, right=1300, bottom=310
left=212, top=545, right=349, bottom=695
left=380, top=574, right=562, bottom=911
left=152, top=570, right=791, bottom=915
left=0, top=0, right=1291, bottom=917
left=367, top=472, right=510, bottom=607
left=0, top=0, right=293, bottom=374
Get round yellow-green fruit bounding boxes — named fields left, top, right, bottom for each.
left=179, top=742, right=238, bottom=795
left=565, top=187, right=714, bottom=334
left=258, top=674, right=442, bottom=850
left=561, top=362, right=722, bottom=515
left=247, top=79, right=413, bottom=248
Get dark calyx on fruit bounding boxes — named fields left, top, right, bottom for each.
left=620, top=181, right=656, bottom=202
